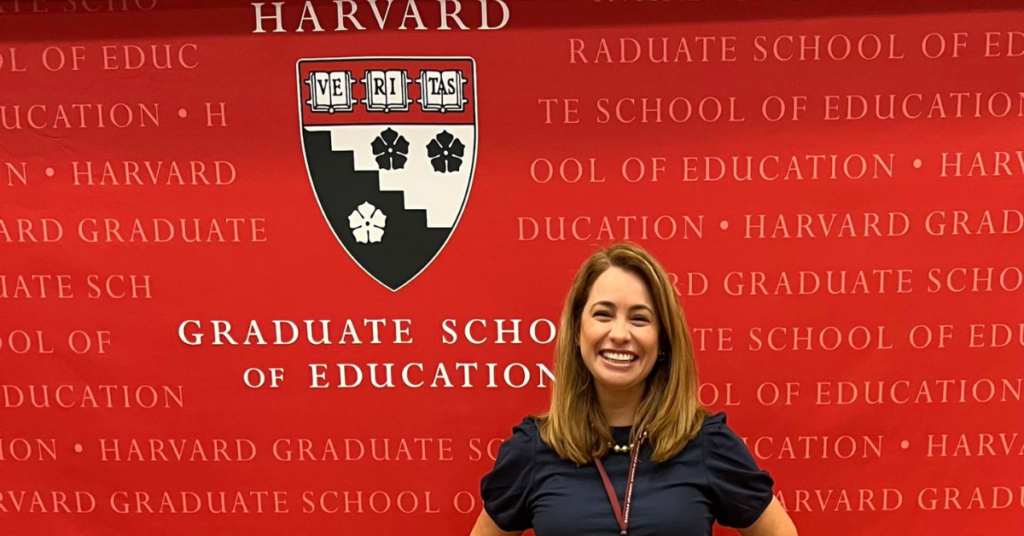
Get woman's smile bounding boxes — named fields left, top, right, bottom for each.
left=598, top=349, right=640, bottom=366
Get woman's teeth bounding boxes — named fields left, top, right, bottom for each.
left=601, top=351, right=636, bottom=362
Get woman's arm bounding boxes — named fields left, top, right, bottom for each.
left=738, top=497, right=798, bottom=536
left=469, top=509, right=524, bottom=536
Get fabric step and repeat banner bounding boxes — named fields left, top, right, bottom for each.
left=2, top=0, right=1023, bottom=534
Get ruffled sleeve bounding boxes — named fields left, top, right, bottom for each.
left=480, top=417, right=537, bottom=531
left=702, top=412, right=775, bottom=529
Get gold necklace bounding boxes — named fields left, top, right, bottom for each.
left=609, top=431, right=648, bottom=454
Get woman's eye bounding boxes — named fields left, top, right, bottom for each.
left=594, top=312, right=611, bottom=319
left=632, top=317, right=650, bottom=323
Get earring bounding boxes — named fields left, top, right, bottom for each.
left=656, top=352, right=666, bottom=362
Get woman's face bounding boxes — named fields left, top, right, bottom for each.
left=579, top=266, right=661, bottom=397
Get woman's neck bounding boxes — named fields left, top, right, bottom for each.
left=596, top=385, right=643, bottom=427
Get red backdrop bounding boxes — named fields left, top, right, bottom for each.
left=2, top=1, right=1023, bottom=534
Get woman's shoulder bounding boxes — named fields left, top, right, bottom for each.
left=692, top=411, right=765, bottom=469
left=696, top=410, right=747, bottom=444
left=700, top=411, right=728, bottom=430
left=483, top=417, right=542, bottom=481
left=516, top=415, right=542, bottom=431
left=500, top=415, right=542, bottom=450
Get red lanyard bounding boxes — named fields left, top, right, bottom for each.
left=594, top=433, right=645, bottom=536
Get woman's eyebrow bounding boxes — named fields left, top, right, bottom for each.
left=590, top=301, right=654, bottom=314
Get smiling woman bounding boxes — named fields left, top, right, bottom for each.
left=471, top=243, right=799, bottom=536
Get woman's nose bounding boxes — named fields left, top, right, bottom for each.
left=609, top=317, right=631, bottom=342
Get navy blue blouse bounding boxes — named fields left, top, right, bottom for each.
left=480, top=412, right=774, bottom=535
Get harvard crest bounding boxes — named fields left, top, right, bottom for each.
left=297, top=57, right=477, bottom=291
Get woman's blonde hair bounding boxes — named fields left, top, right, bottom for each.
left=537, top=243, right=708, bottom=465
